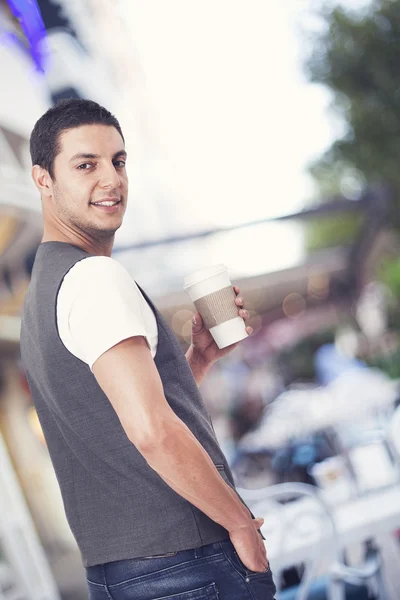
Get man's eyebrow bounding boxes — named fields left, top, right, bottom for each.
left=69, top=153, right=99, bottom=163
left=69, top=150, right=127, bottom=163
left=113, top=150, right=127, bottom=160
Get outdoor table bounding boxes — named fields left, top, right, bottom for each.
left=257, top=483, right=400, bottom=570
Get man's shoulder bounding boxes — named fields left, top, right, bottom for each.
left=60, top=255, right=135, bottom=299
left=67, top=255, right=130, bottom=280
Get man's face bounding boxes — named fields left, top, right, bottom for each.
left=49, top=124, right=128, bottom=238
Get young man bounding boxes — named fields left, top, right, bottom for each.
left=20, top=98, right=276, bottom=600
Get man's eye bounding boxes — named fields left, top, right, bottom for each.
left=114, top=160, right=126, bottom=168
left=77, top=163, right=93, bottom=170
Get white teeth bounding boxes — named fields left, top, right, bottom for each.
left=93, top=201, right=119, bottom=206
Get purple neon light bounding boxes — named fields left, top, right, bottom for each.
left=6, top=0, right=47, bottom=71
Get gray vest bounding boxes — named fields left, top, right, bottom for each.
left=20, top=241, right=261, bottom=568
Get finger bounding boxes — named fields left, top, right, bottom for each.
left=235, top=296, right=244, bottom=306
left=233, top=285, right=240, bottom=295
left=258, top=537, right=268, bottom=564
left=239, top=308, right=249, bottom=319
left=246, top=326, right=253, bottom=334
left=257, top=537, right=269, bottom=570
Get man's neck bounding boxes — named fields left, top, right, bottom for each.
left=41, top=233, right=114, bottom=257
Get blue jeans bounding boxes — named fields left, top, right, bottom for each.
left=85, top=537, right=276, bottom=599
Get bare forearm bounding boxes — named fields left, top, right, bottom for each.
left=140, top=416, right=251, bottom=532
left=185, top=344, right=212, bottom=386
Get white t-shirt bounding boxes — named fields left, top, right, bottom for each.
left=56, top=256, right=158, bottom=371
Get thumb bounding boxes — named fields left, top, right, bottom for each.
left=192, top=312, right=203, bottom=333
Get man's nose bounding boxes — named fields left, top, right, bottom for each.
left=99, top=164, right=121, bottom=189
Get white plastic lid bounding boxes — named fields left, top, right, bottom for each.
left=183, top=263, right=227, bottom=288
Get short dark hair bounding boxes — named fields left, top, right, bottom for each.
left=30, top=98, right=125, bottom=179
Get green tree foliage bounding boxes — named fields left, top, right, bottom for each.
left=306, top=212, right=362, bottom=252
left=379, top=255, right=400, bottom=298
left=301, top=0, right=400, bottom=250
left=304, top=0, right=400, bottom=213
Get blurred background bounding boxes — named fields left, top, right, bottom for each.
left=2, top=1, right=400, bottom=599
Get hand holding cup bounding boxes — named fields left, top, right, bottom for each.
left=184, top=264, right=251, bottom=347
left=184, top=264, right=253, bottom=365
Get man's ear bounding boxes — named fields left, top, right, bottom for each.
left=32, top=165, right=53, bottom=198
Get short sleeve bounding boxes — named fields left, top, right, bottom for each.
left=58, top=256, right=151, bottom=371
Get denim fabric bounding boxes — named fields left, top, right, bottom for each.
left=86, top=538, right=276, bottom=600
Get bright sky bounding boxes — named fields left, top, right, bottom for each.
left=0, top=0, right=357, bottom=287
left=115, top=0, right=339, bottom=249
left=109, top=0, right=348, bottom=286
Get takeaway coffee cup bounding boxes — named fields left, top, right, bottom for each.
left=183, top=264, right=248, bottom=349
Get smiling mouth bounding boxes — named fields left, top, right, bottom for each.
left=90, top=200, right=121, bottom=207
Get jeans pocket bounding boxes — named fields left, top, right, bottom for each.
left=222, top=540, right=270, bottom=581
left=110, top=581, right=219, bottom=600
left=224, top=545, right=276, bottom=599
left=232, top=549, right=270, bottom=579
left=153, top=582, right=219, bottom=599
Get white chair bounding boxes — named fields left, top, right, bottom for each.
left=0, top=434, right=61, bottom=600
left=0, top=560, right=26, bottom=600
left=386, top=404, right=400, bottom=463
left=237, top=482, right=387, bottom=600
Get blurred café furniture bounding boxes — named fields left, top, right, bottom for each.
left=238, top=369, right=398, bottom=453
left=335, top=422, right=399, bottom=497
left=386, top=404, right=400, bottom=462
left=238, top=482, right=393, bottom=600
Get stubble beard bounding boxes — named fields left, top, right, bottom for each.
left=54, top=187, right=123, bottom=240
